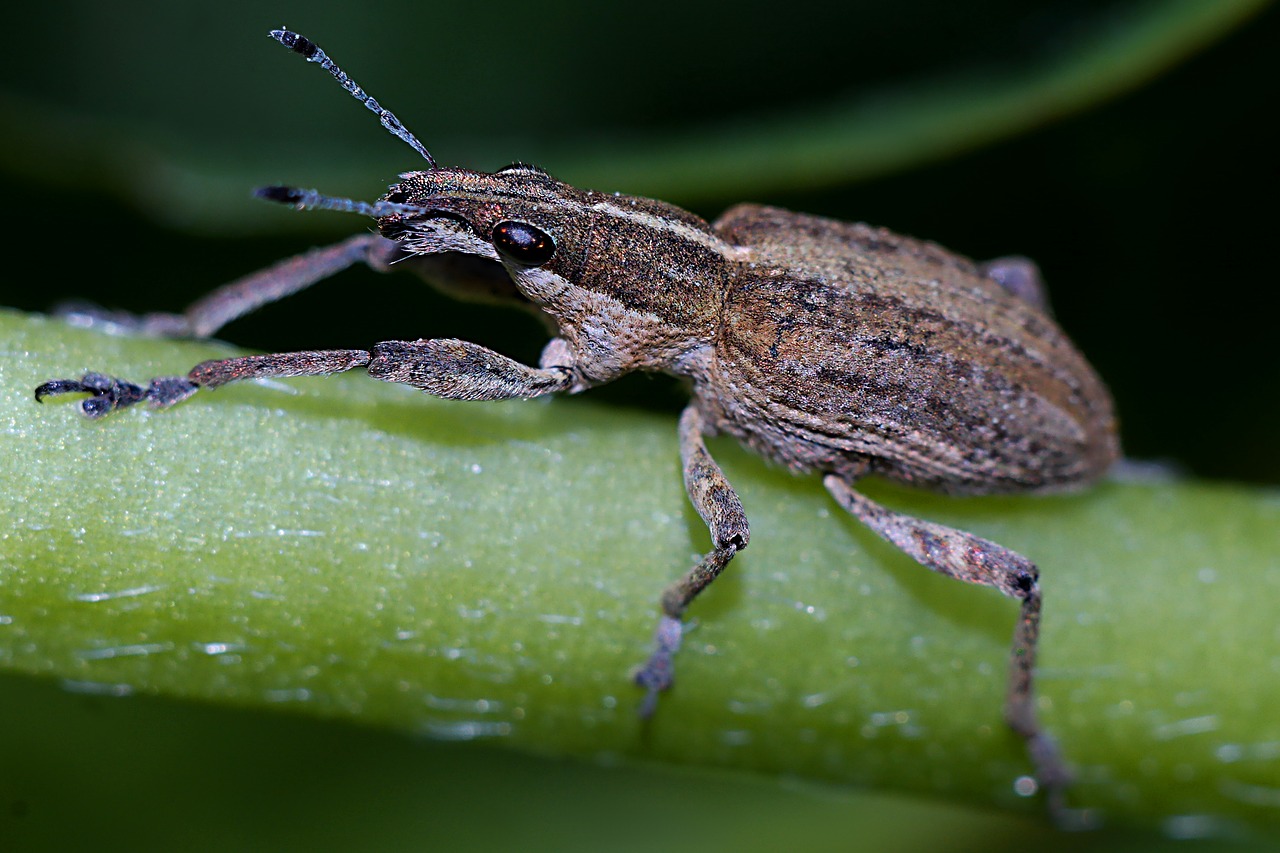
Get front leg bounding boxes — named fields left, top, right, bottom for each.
left=36, top=338, right=576, bottom=417
left=58, top=234, right=399, bottom=339
left=34, top=351, right=373, bottom=418
left=368, top=338, right=573, bottom=400
left=635, top=404, right=750, bottom=717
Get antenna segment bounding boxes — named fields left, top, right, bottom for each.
left=269, top=28, right=437, bottom=168
left=255, top=185, right=431, bottom=218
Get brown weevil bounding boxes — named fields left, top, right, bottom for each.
left=36, top=28, right=1119, bottom=818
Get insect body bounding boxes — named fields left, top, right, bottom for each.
left=36, top=29, right=1119, bottom=817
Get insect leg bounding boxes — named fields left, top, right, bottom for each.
left=366, top=338, right=574, bottom=400
left=822, top=474, right=1071, bottom=813
left=35, top=350, right=373, bottom=418
left=635, top=404, right=750, bottom=717
left=36, top=334, right=581, bottom=417
left=58, top=234, right=398, bottom=339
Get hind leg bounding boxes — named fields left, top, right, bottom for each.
left=823, top=474, right=1072, bottom=817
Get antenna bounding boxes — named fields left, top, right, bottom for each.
left=269, top=28, right=437, bottom=168
left=255, top=185, right=431, bottom=219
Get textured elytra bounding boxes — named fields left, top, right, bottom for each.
left=707, top=204, right=1117, bottom=491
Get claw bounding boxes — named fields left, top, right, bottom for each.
left=34, top=372, right=196, bottom=418
left=34, top=373, right=145, bottom=418
left=33, top=377, right=102, bottom=402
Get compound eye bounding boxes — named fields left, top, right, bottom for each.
left=492, top=221, right=556, bottom=266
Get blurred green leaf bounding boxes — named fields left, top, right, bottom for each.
left=3, top=672, right=1270, bottom=853
left=0, top=0, right=1269, bottom=232
left=4, top=309, right=1280, bottom=843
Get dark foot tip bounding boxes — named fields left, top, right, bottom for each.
left=255, top=185, right=307, bottom=205
left=632, top=659, right=675, bottom=720
left=636, top=688, right=659, bottom=720
left=33, top=378, right=116, bottom=418
left=52, top=298, right=107, bottom=324
left=34, top=377, right=97, bottom=403
left=31, top=373, right=164, bottom=418
left=631, top=614, right=685, bottom=717
left=80, top=395, right=115, bottom=418
left=632, top=659, right=669, bottom=720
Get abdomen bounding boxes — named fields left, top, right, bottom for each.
left=705, top=228, right=1118, bottom=494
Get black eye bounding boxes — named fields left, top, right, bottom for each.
left=492, top=221, right=556, bottom=266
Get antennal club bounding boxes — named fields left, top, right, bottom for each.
left=269, top=28, right=437, bottom=168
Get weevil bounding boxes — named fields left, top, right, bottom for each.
left=36, top=29, right=1118, bottom=817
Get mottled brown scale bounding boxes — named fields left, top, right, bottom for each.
left=707, top=204, right=1117, bottom=492
left=34, top=29, right=1119, bottom=826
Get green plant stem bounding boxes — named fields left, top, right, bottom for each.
left=2, top=309, right=1279, bottom=835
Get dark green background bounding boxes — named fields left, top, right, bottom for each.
left=2, top=2, right=1277, bottom=851
left=2, top=1, right=1276, bottom=484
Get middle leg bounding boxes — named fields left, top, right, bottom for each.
left=635, top=404, right=750, bottom=716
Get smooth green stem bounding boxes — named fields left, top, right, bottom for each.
left=2, top=310, right=1278, bottom=838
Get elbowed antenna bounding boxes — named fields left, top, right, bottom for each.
left=255, top=185, right=431, bottom=219
left=269, top=28, right=437, bottom=168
